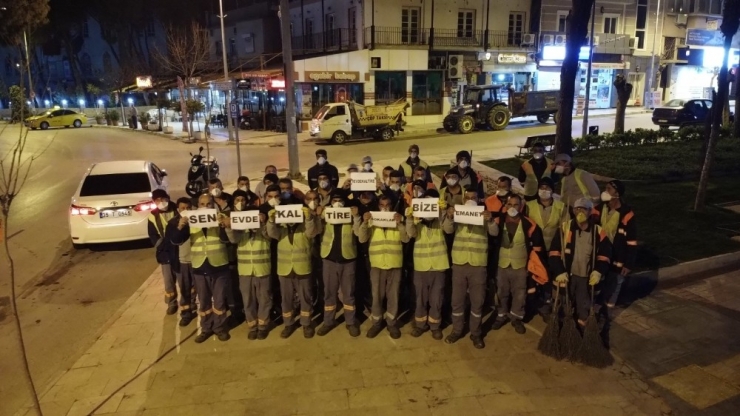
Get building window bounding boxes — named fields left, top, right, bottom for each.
left=411, top=71, right=443, bottom=115
left=603, top=14, right=619, bottom=34
left=690, top=0, right=722, bottom=14
left=325, top=13, right=336, bottom=47
left=374, top=71, right=406, bottom=105
left=102, top=52, right=112, bottom=73
left=669, top=0, right=687, bottom=13
left=82, top=21, right=89, bottom=38
left=457, top=10, right=475, bottom=38
left=146, top=22, right=155, bottom=37
left=635, top=0, right=648, bottom=49
left=80, top=53, right=93, bottom=77
left=215, top=41, right=221, bottom=58
left=401, top=7, right=420, bottom=44
left=305, top=18, right=314, bottom=49
left=243, top=34, right=255, bottom=54
left=508, top=12, right=525, bottom=46
left=229, top=38, right=236, bottom=58
left=556, top=10, right=569, bottom=32
left=348, top=7, right=357, bottom=46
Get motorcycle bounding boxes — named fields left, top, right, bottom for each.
left=185, top=146, right=220, bottom=197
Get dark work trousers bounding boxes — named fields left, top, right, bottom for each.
left=451, top=264, right=487, bottom=337
left=496, top=266, right=528, bottom=321
left=226, top=263, right=244, bottom=316
left=369, top=268, right=401, bottom=327
left=174, top=262, right=197, bottom=316
left=413, top=271, right=446, bottom=331
left=239, top=275, right=272, bottom=331
left=399, top=240, right=415, bottom=317
left=270, top=239, right=282, bottom=319
left=161, top=263, right=178, bottom=309
left=312, top=254, right=324, bottom=313
left=322, top=259, right=357, bottom=326
left=603, top=269, right=625, bottom=306
left=130, top=115, right=138, bottom=129
left=279, top=272, right=313, bottom=327
left=194, top=269, right=229, bottom=335
left=355, top=242, right=373, bottom=315
left=569, top=275, right=591, bottom=322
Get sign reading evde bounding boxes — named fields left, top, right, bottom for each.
left=230, top=211, right=261, bottom=230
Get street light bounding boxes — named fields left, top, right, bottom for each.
left=97, top=99, right=104, bottom=107
left=79, top=99, right=85, bottom=107
left=127, top=98, right=134, bottom=105
left=62, top=99, right=68, bottom=108
left=217, top=0, right=235, bottom=143
left=44, top=99, right=50, bottom=107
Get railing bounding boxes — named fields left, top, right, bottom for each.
left=364, top=27, right=530, bottom=49
left=364, top=26, right=429, bottom=47
left=291, top=28, right=359, bottom=56
left=434, top=28, right=483, bottom=48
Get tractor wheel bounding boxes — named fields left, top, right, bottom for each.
left=379, top=127, right=394, bottom=141
left=487, top=106, right=511, bottom=131
left=457, top=115, right=475, bottom=134
left=443, top=116, right=456, bottom=132
left=536, top=114, right=550, bottom=124
left=331, top=130, right=348, bottom=144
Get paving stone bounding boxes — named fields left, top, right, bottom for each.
left=348, top=385, right=401, bottom=409
left=402, top=362, right=454, bottom=383
left=361, top=366, right=407, bottom=387
left=652, top=364, right=740, bottom=410
left=395, top=380, right=455, bottom=404
left=477, top=393, right=536, bottom=415
left=428, top=396, right=485, bottom=416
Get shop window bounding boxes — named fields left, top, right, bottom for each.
left=411, top=71, right=443, bottom=115
left=635, top=0, right=648, bottom=50
left=401, top=7, right=420, bottom=44
left=603, top=15, right=619, bottom=34
left=556, top=11, right=569, bottom=32
left=457, top=10, right=475, bottom=38
left=375, top=71, right=406, bottom=105
left=508, top=12, right=525, bottom=46
left=301, top=83, right=364, bottom=119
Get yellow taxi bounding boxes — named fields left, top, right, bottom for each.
left=26, top=108, right=88, bottom=130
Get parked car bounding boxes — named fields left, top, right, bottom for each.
left=69, top=160, right=168, bottom=249
left=26, top=109, right=88, bottom=130
left=146, top=108, right=179, bottom=121
left=652, top=99, right=713, bottom=128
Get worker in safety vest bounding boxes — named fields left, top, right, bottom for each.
left=441, top=151, right=484, bottom=201
left=439, top=168, right=465, bottom=208
left=484, top=176, right=514, bottom=219
left=404, top=166, right=437, bottom=206
left=518, top=142, right=553, bottom=200
left=398, top=144, right=431, bottom=184
left=407, top=189, right=449, bottom=340
left=549, top=198, right=612, bottom=326
left=173, top=193, right=233, bottom=343
left=357, top=194, right=409, bottom=339
left=315, top=191, right=363, bottom=337
left=594, top=180, right=637, bottom=309
left=442, top=186, right=497, bottom=349
left=225, top=190, right=272, bottom=340
left=165, top=197, right=198, bottom=327
left=148, top=189, right=179, bottom=316
left=552, top=154, right=600, bottom=208
left=266, top=185, right=320, bottom=339
left=490, top=194, right=547, bottom=334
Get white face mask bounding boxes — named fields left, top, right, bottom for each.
left=496, top=189, right=508, bottom=197
left=364, top=163, right=372, bottom=171
left=554, top=165, right=565, bottom=174
left=414, top=190, right=424, bottom=198
left=601, top=191, right=613, bottom=202
left=446, top=178, right=458, bottom=186
left=317, top=156, right=326, bottom=165
left=390, top=184, right=401, bottom=192
left=307, top=201, right=317, bottom=210
left=234, top=202, right=243, bottom=211
left=458, top=160, right=469, bottom=169
left=533, top=153, right=544, bottom=160
left=239, top=186, right=248, bottom=192
left=210, top=188, right=222, bottom=198
left=507, top=207, right=519, bottom=217
left=410, top=152, right=418, bottom=159
left=465, top=199, right=478, bottom=207
left=332, top=201, right=344, bottom=208
left=319, top=180, right=330, bottom=189
left=268, top=198, right=278, bottom=207
left=538, top=189, right=552, bottom=200
left=156, top=201, right=168, bottom=211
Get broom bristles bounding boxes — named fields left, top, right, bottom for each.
left=559, top=296, right=582, bottom=362
left=575, top=310, right=614, bottom=368
left=537, top=310, right=562, bottom=360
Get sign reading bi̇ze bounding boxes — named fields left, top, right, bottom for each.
left=411, top=198, right=438, bottom=218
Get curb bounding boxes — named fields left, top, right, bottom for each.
left=633, top=251, right=740, bottom=287
left=90, top=124, right=284, bottom=146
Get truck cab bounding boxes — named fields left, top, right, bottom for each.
left=310, top=103, right=351, bottom=142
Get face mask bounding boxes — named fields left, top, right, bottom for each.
left=415, top=190, right=424, bottom=198
left=307, top=201, right=317, bottom=210
left=554, top=165, right=565, bottom=174
left=380, top=207, right=390, bottom=212
left=281, top=191, right=292, bottom=199
left=268, top=198, right=278, bottom=207
left=496, top=189, right=508, bottom=197
left=390, top=184, right=400, bottom=192
left=319, top=180, right=330, bottom=189
left=364, top=163, right=372, bottom=171
left=507, top=207, right=519, bottom=217
left=533, top=153, right=544, bottom=160
left=458, top=160, right=469, bottom=169
left=446, top=178, right=458, bottom=186
left=156, top=202, right=168, bottom=211
left=465, top=199, right=477, bottom=207
left=410, top=152, right=418, bottom=159
left=210, top=188, right=222, bottom=198
left=576, top=212, right=588, bottom=224
left=317, top=156, right=326, bottom=165
left=234, top=202, right=243, bottom=211
left=538, top=189, right=552, bottom=200
left=601, top=191, right=613, bottom=202
left=332, top=201, right=344, bottom=208
left=239, top=186, right=248, bottom=192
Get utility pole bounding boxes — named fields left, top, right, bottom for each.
left=645, top=0, right=663, bottom=109
left=23, top=30, right=35, bottom=112
left=581, top=3, right=596, bottom=138
left=279, top=0, right=301, bottom=178
left=218, top=0, right=235, bottom=142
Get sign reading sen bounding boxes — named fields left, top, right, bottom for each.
left=275, top=204, right=304, bottom=224
left=454, top=205, right=485, bottom=226
left=324, top=207, right=353, bottom=224
left=370, top=211, right=397, bottom=228
left=230, top=211, right=261, bottom=230
left=350, top=172, right=377, bottom=191
left=182, top=209, right=219, bottom=228
left=411, top=198, right=439, bottom=219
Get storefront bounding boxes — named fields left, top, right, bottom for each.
left=481, top=52, right=537, bottom=94
left=666, top=47, right=740, bottom=101
left=296, top=71, right=364, bottom=120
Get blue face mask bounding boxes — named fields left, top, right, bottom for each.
left=281, top=191, right=292, bottom=199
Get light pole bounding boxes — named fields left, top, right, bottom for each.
left=581, top=2, right=596, bottom=138
left=279, top=0, right=301, bottom=178
left=218, top=0, right=234, bottom=142
left=645, top=0, right=663, bottom=109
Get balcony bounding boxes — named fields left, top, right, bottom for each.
left=364, top=26, right=429, bottom=47
left=291, top=28, right=359, bottom=57
left=667, top=0, right=722, bottom=16
left=364, top=27, right=533, bottom=50
left=540, top=31, right=632, bottom=55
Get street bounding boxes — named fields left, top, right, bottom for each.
left=0, top=112, right=658, bottom=415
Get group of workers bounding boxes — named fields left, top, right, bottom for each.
left=147, top=143, right=637, bottom=349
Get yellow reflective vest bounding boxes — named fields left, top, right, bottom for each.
left=526, top=199, right=566, bottom=250
left=498, top=221, right=528, bottom=269
left=412, top=221, right=449, bottom=272
left=190, top=227, right=229, bottom=268
left=451, top=224, right=488, bottom=267
left=521, top=158, right=553, bottom=196
left=235, top=230, right=271, bottom=277
left=320, top=223, right=357, bottom=260
left=148, top=210, right=174, bottom=237
left=276, top=225, right=313, bottom=276
left=368, top=227, right=403, bottom=270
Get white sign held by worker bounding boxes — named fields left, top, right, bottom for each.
left=275, top=204, right=304, bottom=224
left=411, top=198, right=438, bottom=218
left=182, top=209, right=218, bottom=228
left=230, top=211, right=260, bottom=230
left=454, top=205, right=484, bottom=226
left=370, top=211, right=397, bottom=228
left=350, top=172, right=377, bottom=191
left=325, top=207, right=352, bottom=224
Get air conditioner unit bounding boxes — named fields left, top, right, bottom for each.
left=555, top=35, right=567, bottom=45
left=448, top=54, right=463, bottom=79
left=591, top=35, right=600, bottom=46
left=541, top=34, right=554, bottom=46
left=629, top=37, right=636, bottom=49
left=676, top=13, right=688, bottom=25
left=521, top=33, right=535, bottom=46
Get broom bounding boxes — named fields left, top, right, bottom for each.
left=575, top=286, right=614, bottom=368
left=559, top=287, right=582, bottom=362
left=537, top=285, right=562, bottom=360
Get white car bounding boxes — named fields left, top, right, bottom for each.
left=69, top=160, right=169, bottom=248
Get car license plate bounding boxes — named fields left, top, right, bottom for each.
left=100, top=209, right=132, bottom=218
left=658, top=119, right=668, bottom=123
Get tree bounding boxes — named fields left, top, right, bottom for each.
left=185, top=99, right=205, bottom=135
left=555, top=1, right=595, bottom=155
left=613, top=74, right=633, bottom=134
left=695, top=0, right=740, bottom=211
left=0, top=0, right=50, bottom=45
left=9, top=85, right=30, bottom=123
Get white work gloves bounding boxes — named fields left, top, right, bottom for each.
left=555, top=273, right=569, bottom=286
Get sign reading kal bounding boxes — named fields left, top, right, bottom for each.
left=454, top=205, right=485, bottom=226
left=275, top=204, right=304, bottom=224
left=350, top=172, right=377, bottom=191
left=411, top=198, right=439, bottom=219
left=370, top=211, right=397, bottom=228
left=183, top=209, right=218, bottom=229
left=305, top=71, right=360, bottom=82
left=230, top=211, right=261, bottom=230
left=324, top=207, right=352, bottom=224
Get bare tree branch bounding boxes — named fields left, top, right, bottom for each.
left=153, top=22, right=212, bottom=79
